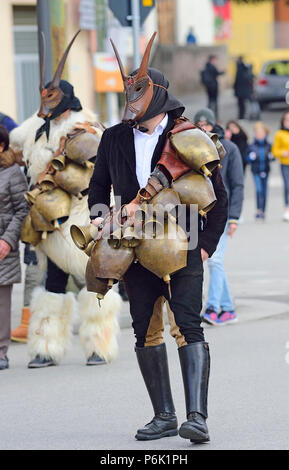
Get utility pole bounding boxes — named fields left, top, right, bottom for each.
left=37, top=0, right=52, bottom=84
left=131, top=0, right=141, bottom=69
left=37, top=0, right=67, bottom=82
left=104, top=0, right=119, bottom=126
left=49, top=0, right=67, bottom=78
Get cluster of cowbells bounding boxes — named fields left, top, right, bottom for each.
left=71, top=128, right=225, bottom=300
left=21, top=129, right=103, bottom=246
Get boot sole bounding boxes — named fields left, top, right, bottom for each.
left=216, top=319, right=238, bottom=327
left=179, top=426, right=210, bottom=443
left=11, top=337, right=28, bottom=344
left=28, top=362, right=56, bottom=369
left=135, top=429, right=178, bottom=441
left=86, top=361, right=106, bottom=366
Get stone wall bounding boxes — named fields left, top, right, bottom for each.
left=151, top=44, right=229, bottom=96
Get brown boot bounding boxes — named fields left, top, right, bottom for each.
left=11, top=308, right=31, bottom=343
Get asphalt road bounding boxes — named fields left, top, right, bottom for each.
left=1, top=316, right=289, bottom=451
left=1, top=90, right=289, bottom=450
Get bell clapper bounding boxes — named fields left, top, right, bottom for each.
left=77, top=192, right=83, bottom=200
left=97, top=293, right=104, bottom=307
left=108, top=279, right=114, bottom=289
left=163, top=274, right=171, bottom=283
left=201, top=165, right=212, bottom=178
left=163, top=274, right=172, bottom=299
left=54, top=220, right=60, bottom=229
left=97, top=292, right=104, bottom=306
left=42, top=231, right=47, bottom=240
left=199, top=209, right=206, bottom=217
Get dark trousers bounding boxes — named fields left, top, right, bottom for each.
left=237, top=97, right=246, bottom=119
left=253, top=173, right=268, bottom=213
left=207, top=89, right=218, bottom=118
left=45, top=258, right=69, bottom=294
left=0, top=285, right=12, bottom=359
left=281, top=164, right=289, bottom=207
left=124, top=248, right=204, bottom=348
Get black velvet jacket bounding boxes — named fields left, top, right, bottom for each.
left=88, top=114, right=228, bottom=257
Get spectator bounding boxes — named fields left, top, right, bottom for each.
left=194, top=108, right=244, bottom=326
left=0, top=125, right=28, bottom=370
left=226, top=120, right=248, bottom=172
left=0, top=112, right=18, bottom=133
left=272, top=110, right=289, bottom=222
left=186, top=27, right=197, bottom=45
left=200, top=55, right=225, bottom=118
left=233, top=57, right=254, bottom=120
left=247, top=122, right=273, bottom=221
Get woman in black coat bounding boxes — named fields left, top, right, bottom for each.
left=234, top=57, right=254, bottom=119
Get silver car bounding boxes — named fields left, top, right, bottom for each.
left=256, top=60, right=289, bottom=109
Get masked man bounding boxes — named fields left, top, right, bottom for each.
left=88, top=33, right=228, bottom=443
left=10, top=32, right=121, bottom=369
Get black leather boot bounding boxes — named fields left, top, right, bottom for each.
left=135, top=343, right=178, bottom=441
left=178, top=342, right=210, bottom=443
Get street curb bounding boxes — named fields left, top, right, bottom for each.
left=118, top=298, right=289, bottom=330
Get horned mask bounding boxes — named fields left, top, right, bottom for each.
left=111, top=32, right=164, bottom=127
left=38, top=30, right=81, bottom=119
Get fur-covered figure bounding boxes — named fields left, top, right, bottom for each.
left=10, top=109, right=121, bottom=367
left=10, top=32, right=121, bottom=368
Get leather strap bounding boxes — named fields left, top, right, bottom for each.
left=101, top=117, right=197, bottom=233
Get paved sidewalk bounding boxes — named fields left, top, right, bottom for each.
left=3, top=90, right=289, bottom=450
left=2, top=316, right=289, bottom=450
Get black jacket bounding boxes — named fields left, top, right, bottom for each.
left=231, top=131, right=248, bottom=168
left=213, top=125, right=244, bottom=221
left=88, top=114, right=228, bottom=257
left=203, top=62, right=224, bottom=92
left=234, top=61, right=254, bottom=100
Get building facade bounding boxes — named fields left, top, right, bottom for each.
left=0, top=0, right=95, bottom=123
left=157, top=0, right=214, bottom=46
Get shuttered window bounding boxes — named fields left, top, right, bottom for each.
left=13, top=6, right=40, bottom=123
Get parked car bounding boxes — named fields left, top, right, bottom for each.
left=255, top=60, right=289, bottom=109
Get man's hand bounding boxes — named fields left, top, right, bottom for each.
left=0, top=240, right=11, bottom=261
left=201, top=248, right=209, bottom=262
left=227, top=223, right=238, bottom=238
left=91, top=217, right=104, bottom=228
left=91, top=218, right=104, bottom=241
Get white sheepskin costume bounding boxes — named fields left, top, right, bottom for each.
left=78, top=288, right=121, bottom=362
left=28, top=287, right=76, bottom=363
left=11, top=111, right=122, bottom=363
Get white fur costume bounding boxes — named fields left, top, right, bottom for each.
left=11, top=111, right=121, bottom=363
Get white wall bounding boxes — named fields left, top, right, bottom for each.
left=176, top=0, right=214, bottom=46
left=0, top=1, right=18, bottom=120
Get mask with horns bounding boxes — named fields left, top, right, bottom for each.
left=36, top=30, right=82, bottom=142
left=111, top=32, right=168, bottom=127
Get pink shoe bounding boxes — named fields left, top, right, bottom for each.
left=202, top=308, right=219, bottom=326
left=217, top=311, right=238, bottom=325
